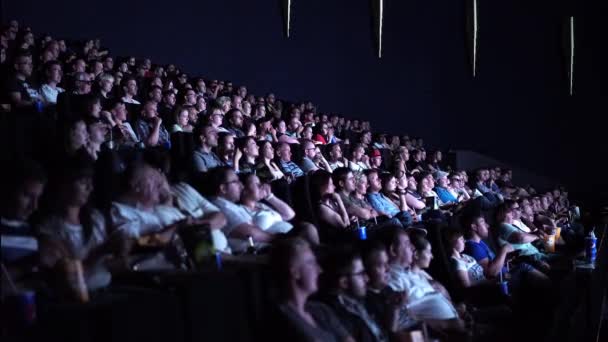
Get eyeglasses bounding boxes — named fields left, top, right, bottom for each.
left=346, top=270, right=367, bottom=278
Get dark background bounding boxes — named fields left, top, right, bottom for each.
left=3, top=0, right=607, bottom=197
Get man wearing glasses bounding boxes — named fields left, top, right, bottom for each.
left=448, top=173, right=471, bottom=202
left=5, top=51, right=41, bottom=109
left=300, top=140, right=332, bottom=174
left=208, top=167, right=275, bottom=253
left=320, top=248, right=391, bottom=342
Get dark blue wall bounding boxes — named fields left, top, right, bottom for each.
left=4, top=0, right=607, bottom=193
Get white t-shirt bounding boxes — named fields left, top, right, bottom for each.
left=110, top=202, right=165, bottom=238
left=39, top=84, right=65, bottom=104
left=121, top=97, right=141, bottom=105
left=243, top=203, right=293, bottom=234
left=38, top=209, right=111, bottom=290
left=512, top=219, right=532, bottom=233
left=212, top=197, right=255, bottom=253
left=387, top=264, right=457, bottom=320
left=171, top=183, right=229, bottom=253
left=450, top=254, right=486, bottom=286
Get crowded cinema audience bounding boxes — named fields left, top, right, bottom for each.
left=0, top=19, right=596, bottom=341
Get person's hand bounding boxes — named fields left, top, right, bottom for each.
left=100, top=110, right=113, bottom=122
left=234, top=147, right=243, bottom=161
left=501, top=243, right=515, bottom=254
left=387, top=290, right=408, bottom=308
left=362, top=155, right=370, bottom=164
left=152, top=116, right=162, bottom=127
left=260, top=183, right=272, bottom=199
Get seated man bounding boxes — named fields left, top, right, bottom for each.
left=494, top=202, right=551, bottom=272
left=191, top=123, right=223, bottom=173
left=276, top=142, right=304, bottom=178
left=334, top=168, right=378, bottom=220
left=319, top=247, right=393, bottom=342
left=462, top=211, right=550, bottom=293
left=120, top=76, right=141, bottom=105
left=327, top=143, right=349, bottom=171
left=224, top=108, right=245, bottom=138
left=433, top=171, right=459, bottom=206
left=474, top=168, right=503, bottom=207
left=134, top=100, right=170, bottom=148
left=299, top=139, right=332, bottom=174
left=208, top=167, right=277, bottom=253
left=39, top=60, right=65, bottom=105
left=365, top=170, right=413, bottom=228
left=1, top=160, right=46, bottom=280
left=363, top=242, right=419, bottom=333
left=5, top=50, right=41, bottom=110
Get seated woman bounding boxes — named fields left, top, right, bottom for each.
left=64, top=119, right=89, bottom=158
left=445, top=228, right=487, bottom=288
left=269, top=238, right=354, bottom=342
left=234, top=136, right=258, bottom=174
left=404, top=174, right=426, bottom=212
left=217, top=132, right=236, bottom=168
left=310, top=170, right=351, bottom=241
left=312, top=122, right=329, bottom=145
left=256, top=140, right=285, bottom=182
left=84, top=121, right=108, bottom=161
left=38, top=162, right=114, bottom=292
left=239, top=173, right=295, bottom=234
left=171, top=106, right=194, bottom=133
left=385, top=229, right=465, bottom=332
left=276, top=119, right=300, bottom=144
left=82, top=95, right=103, bottom=123
left=384, top=172, right=419, bottom=223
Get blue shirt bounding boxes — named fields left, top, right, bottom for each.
left=464, top=240, right=495, bottom=262
left=366, top=192, right=399, bottom=217
left=279, top=160, right=304, bottom=177
left=435, top=187, right=457, bottom=204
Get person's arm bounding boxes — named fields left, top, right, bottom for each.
left=478, top=244, right=513, bottom=278
left=145, top=117, right=162, bottom=146
left=334, top=194, right=351, bottom=225
left=506, top=230, right=539, bottom=244
left=455, top=269, right=471, bottom=288
left=278, top=134, right=299, bottom=144
left=318, top=200, right=350, bottom=228
left=346, top=202, right=375, bottom=220
left=230, top=223, right=274, bottom=243
left=397, top=191, right=410, bottom=212
left=9, top=92, right=34, bottom=108
left=405, top=193, right=425, bottom=210
left=192, top=211, right=227, bottom=230
left=233, top=148, right=242, bottom=172
left=264, top=192, right=295, bottom=221
left=317, top=154, right=333, bottom=173
left=268, top=127, right=278, bottom=143
left=192, top=152, right=209, bottom=173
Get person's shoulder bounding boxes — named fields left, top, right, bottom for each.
left=4, top=75, right=23, bottom=90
